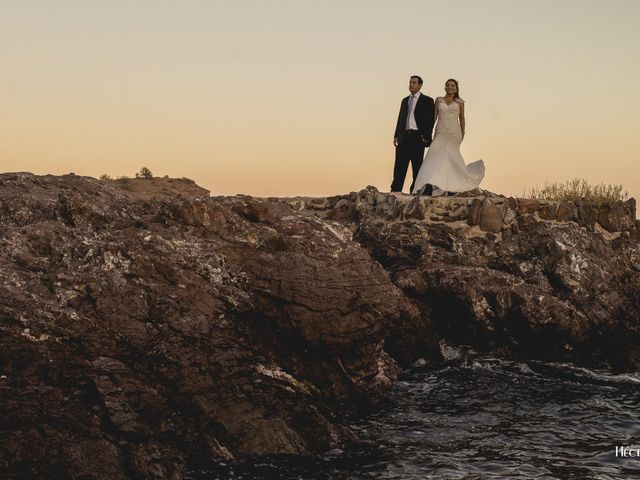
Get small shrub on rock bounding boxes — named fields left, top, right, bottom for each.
left=527, top=178, right=628, bottom=206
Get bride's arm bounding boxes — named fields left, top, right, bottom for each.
left=459, top=102, right=465, bottom=140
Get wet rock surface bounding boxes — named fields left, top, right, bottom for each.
left=1, top=175, right=639, bottom=479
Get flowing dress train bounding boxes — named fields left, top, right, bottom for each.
left=412, top=97, right=484, bottom=195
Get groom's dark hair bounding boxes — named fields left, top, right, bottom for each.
left=410, top=75, right=423, bottom=85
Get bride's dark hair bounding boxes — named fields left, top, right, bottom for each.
left=446, top=78, right=460, bottom=100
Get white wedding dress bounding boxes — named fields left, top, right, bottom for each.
left=412, top=97, right=484, bottom=195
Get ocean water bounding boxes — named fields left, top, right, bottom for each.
left=189, top=349, right=640, bottom=480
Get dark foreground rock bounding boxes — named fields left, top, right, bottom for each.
left=1, top=174, right=639, bottom=479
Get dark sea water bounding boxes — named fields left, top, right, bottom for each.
left=190, top=348, right=640, bottom=480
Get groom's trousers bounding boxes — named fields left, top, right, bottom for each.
left=391, top=130, right=425, bottom=193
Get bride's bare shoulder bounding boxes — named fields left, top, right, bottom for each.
left=455, top=97, right=465, bottom=104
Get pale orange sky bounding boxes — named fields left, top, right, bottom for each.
left=2, top=0, right=639, bottom=200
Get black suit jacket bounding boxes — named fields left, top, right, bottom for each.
left=394, top=93, right=435, bottom=146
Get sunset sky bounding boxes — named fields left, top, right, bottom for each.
left=3, top=0, right=639, bottom=200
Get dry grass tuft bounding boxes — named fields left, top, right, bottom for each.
left=527, top=178, right=628, bottom=206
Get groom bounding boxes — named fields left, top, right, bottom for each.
left=390, top=75, right=435, bottom=193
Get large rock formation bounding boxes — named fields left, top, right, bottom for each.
left=332, top=188, right=640, bottom=370
left=1, top=174, right=638, bottom=479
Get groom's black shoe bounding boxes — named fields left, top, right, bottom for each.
left=421, top=184, right=433, bottom=196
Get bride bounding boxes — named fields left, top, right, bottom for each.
left=412, top=79, right=484, bottom=196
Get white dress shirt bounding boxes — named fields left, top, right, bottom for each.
left=407, top=91, right=421, bottom=130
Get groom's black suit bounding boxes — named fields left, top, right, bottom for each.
left=391, top=93, right=435, bottom=193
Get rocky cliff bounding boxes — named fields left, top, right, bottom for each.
left=1, top=173, right=638, bottom=479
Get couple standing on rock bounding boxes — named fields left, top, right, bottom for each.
left=391, top=75, right=485, bottom=197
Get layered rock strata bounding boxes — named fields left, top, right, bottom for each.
left=1, top=174, right=638, bottom=479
